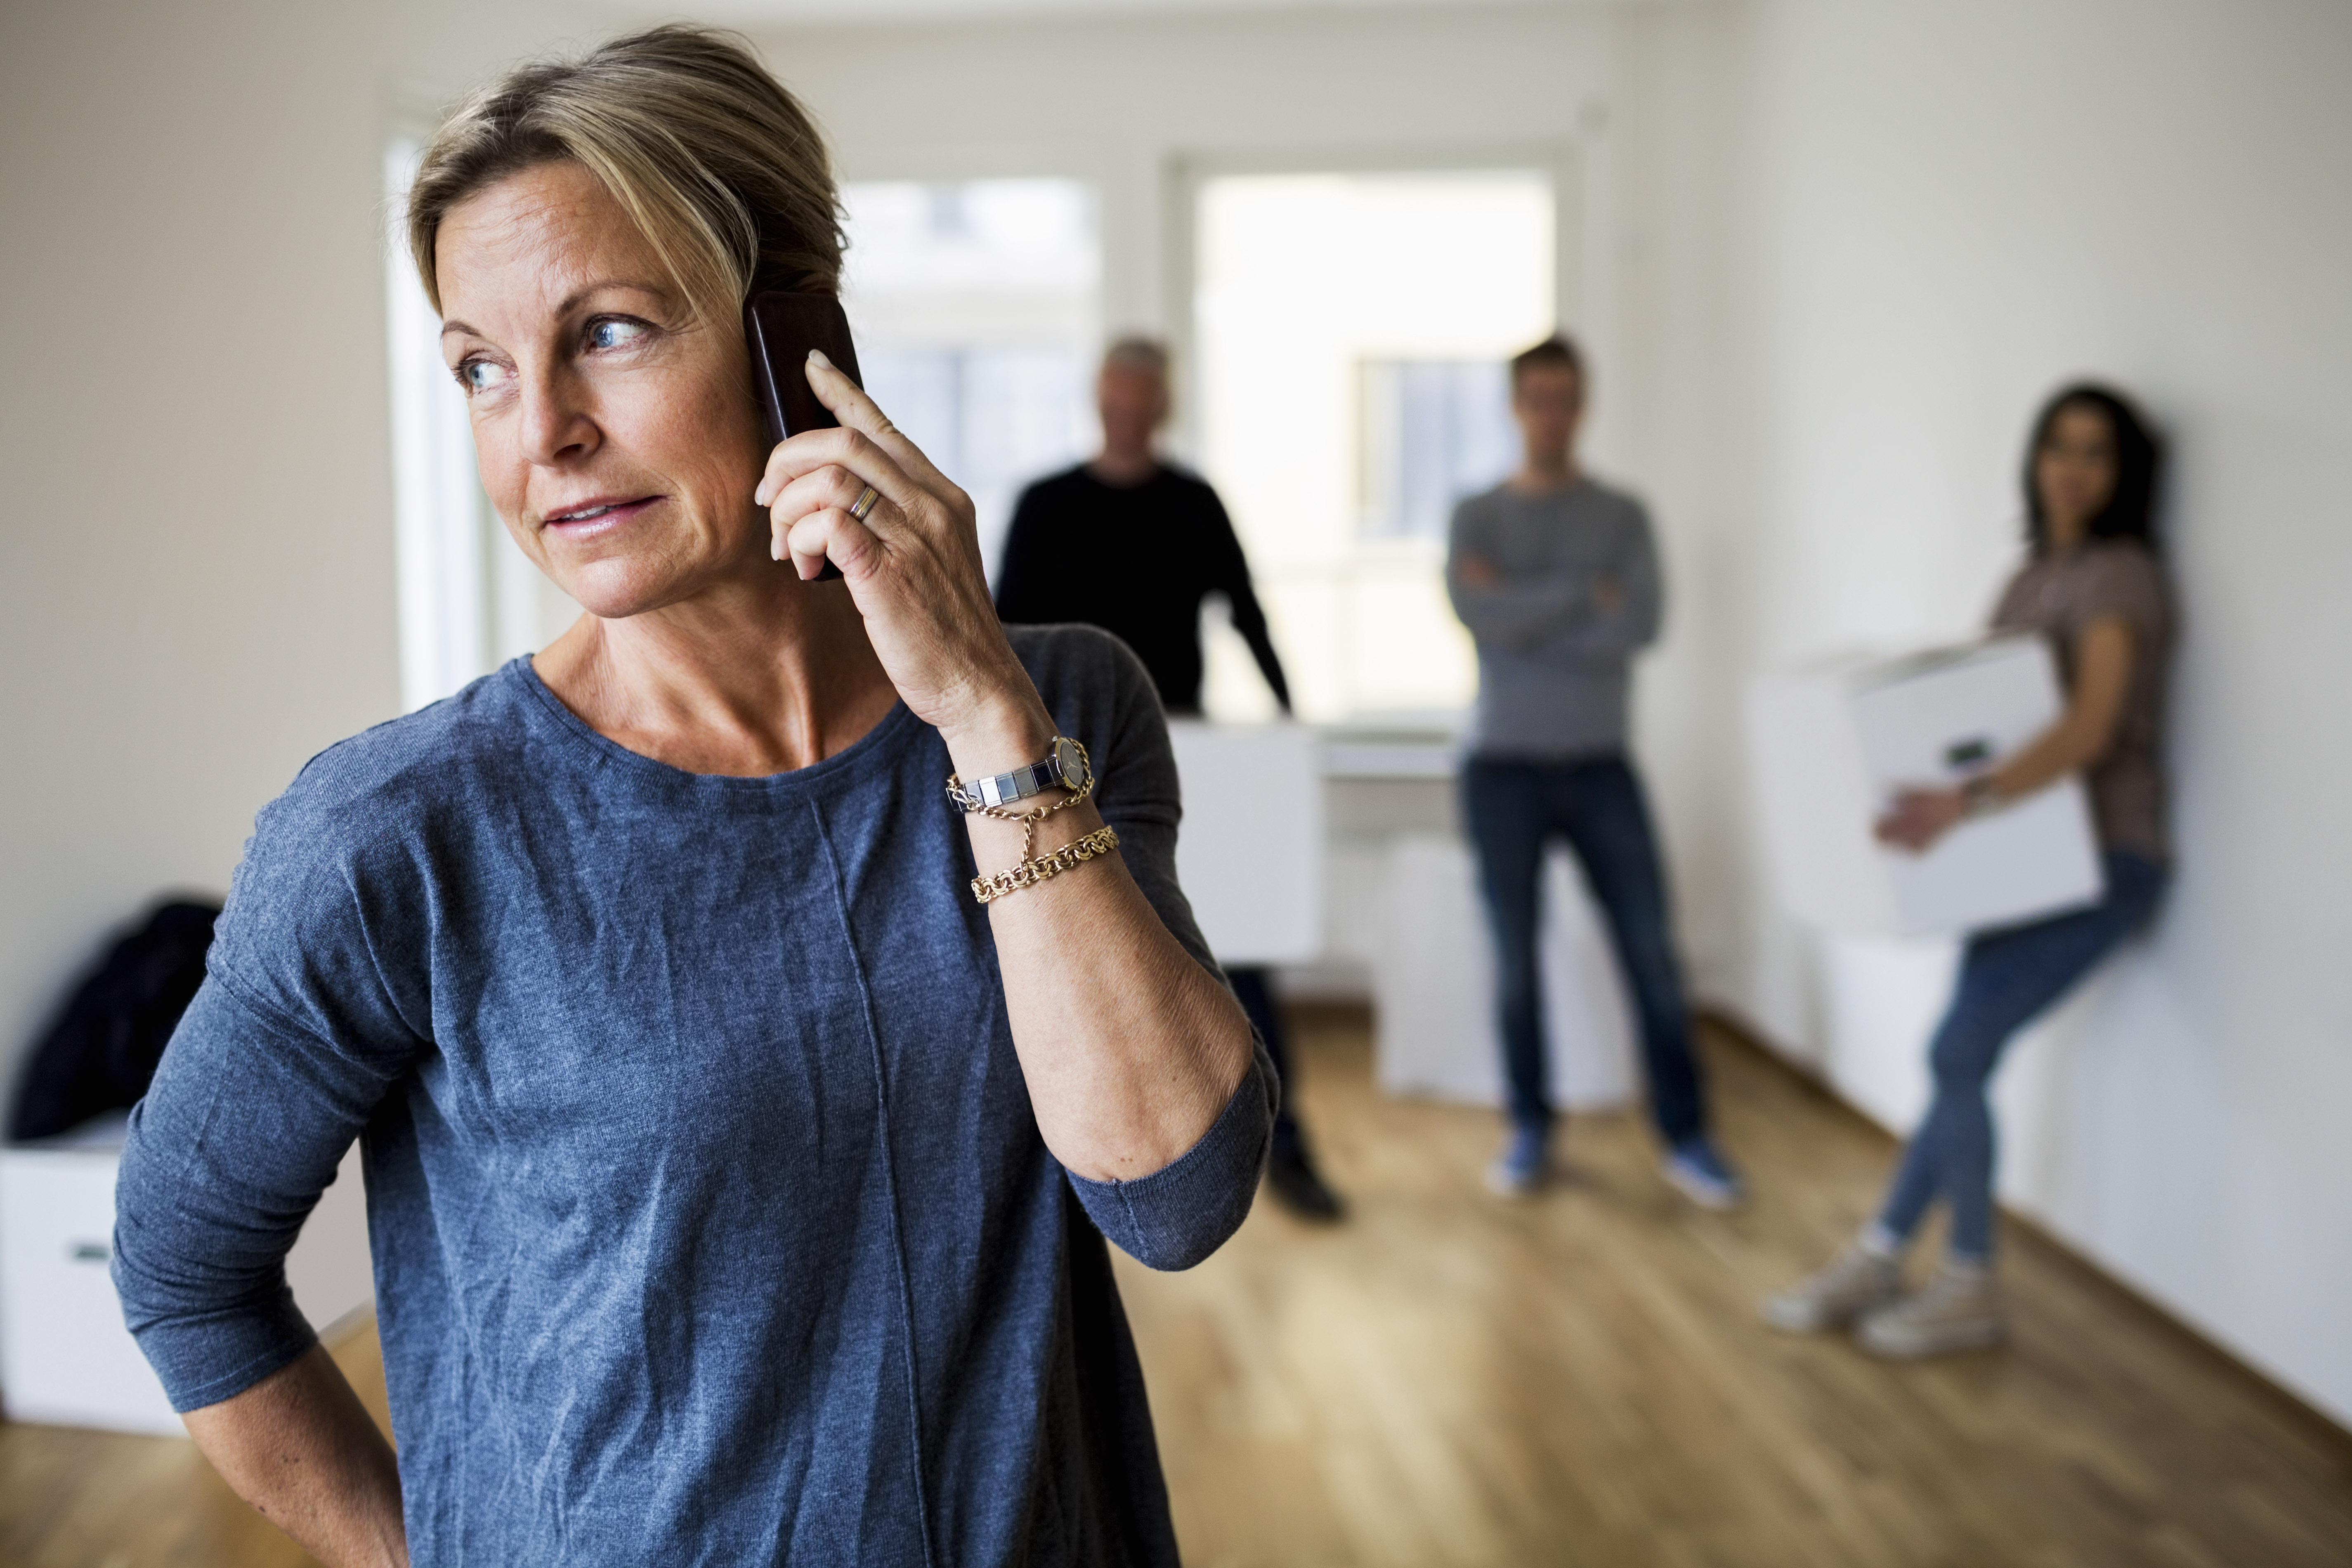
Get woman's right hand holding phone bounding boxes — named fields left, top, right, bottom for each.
left=753, top=353, right=1056, bottom=773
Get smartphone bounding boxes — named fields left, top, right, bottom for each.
left=744, top=290, right=865, bottom=579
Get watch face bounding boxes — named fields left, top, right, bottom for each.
left=1053, top=736, right=1086, bottom=789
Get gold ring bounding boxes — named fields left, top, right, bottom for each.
left=849, top=486, right=880, bottom=521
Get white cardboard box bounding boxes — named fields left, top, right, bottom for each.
left=1747, top=636, right=2104, bottom=938
left=1373, top=835, right=1638, bottom=1111
left=1166, top=720, right=1325, bottom=966
left=0, top=1120, right=373, bottom=1435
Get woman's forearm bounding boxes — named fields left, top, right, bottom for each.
left=977, top=795, right=1254, bottom=1182
left=948, top=706, right=1254, bottom=1183
left=1876, top=615, right=2137, bottom=853
left=182, top=1344, right=408, bottom=1568
left=1988, top=723, right=2095, bottom=803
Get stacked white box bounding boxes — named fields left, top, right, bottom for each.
left=1372, top=835, right=1637, bottom=1111
left=1747, top=636, right=2104, bottom=938
left=1166, top=720, right=1324, bottom=966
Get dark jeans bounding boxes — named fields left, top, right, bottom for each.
left=1462, top=755, right=1707, bottom=1144
left=1876, top=850, right=2166, bottom=1261
left=1228, top=966, right=1307, bottom=1160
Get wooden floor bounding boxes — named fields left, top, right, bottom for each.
left=1120, top=1011, right=2352, bottom=1567
left=5, top=1013, right=2349, bottom=1566
left=0, top=1322, right=390, bottom=1568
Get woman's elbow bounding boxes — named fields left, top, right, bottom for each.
left=1126, top=1212, right=1254, bottom=1273
left=1068, top=1051, right=1273, bottom=1270
left=1104, top=1160, right=1265, bottom=1273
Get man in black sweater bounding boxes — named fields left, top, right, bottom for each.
left=996, top=337, right=1342, bottom=1220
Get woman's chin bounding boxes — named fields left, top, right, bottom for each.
left=554, top=560, right=693, bottom=622
left=553, top=553, right=775, bottom=623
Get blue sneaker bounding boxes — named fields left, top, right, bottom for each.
left=1663, top=1136, right=1746, bottom=1211
left=1485, top=1123, right=1550, bottom=1198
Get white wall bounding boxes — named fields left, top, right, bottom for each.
left=0, top=0, right=607, bottom=1108
left=4, top=0, right=2347, bottom=1432
left=1627, top=0, right=2352, bottom=1426
left=0, top=0, right=1629, bottom=1116
left=749, top=4, right=1627, bottom=447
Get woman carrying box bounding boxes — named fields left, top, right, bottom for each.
left=1763, top=384, right=2172, bottom=1358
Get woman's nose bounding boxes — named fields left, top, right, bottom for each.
left=517, top=369, right=600, bottom=467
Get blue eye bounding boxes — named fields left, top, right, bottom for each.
left=456, top=358, right=510, bottom=395
left=588, top=318, right=649, bottom=351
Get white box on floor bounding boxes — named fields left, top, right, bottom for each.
left=1166, top=720, right=1324, bottom=966
left=1373, top=834, right=1637, bottom=1111
left=1747, top=636, right=2104, bottom=939
left=0, top=1117, right=374, bottom=1435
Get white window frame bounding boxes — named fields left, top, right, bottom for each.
left=1164, top=144, right=1580, bottom=723
left=384, top=135, right=568, bottom=714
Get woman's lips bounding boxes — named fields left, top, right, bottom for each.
left=543, top=496, right=660, bottom=539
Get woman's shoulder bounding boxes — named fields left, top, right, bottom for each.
left=259, top=663, right=541, bottom=848
left=2081, top=537, right=2165, bottom=580
left=1003, top=625, right=1177, bottom=808
left=1004, top=623, right=1156, bottom=713
left=1998, top=538, right=2167, bottom=612
left=2073, top=539, right=2171, bottom=620
left=208, top=666, right=539, bottom=1037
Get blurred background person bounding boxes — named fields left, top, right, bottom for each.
left=996, top=337, right=1344, bottom=1221
left=1447, top=335, right=1743, bottom=1208
left=1764, top=384, right=2171, bottom=1358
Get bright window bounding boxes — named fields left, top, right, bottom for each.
left=384, top=140, right=575, bottom=713
left=1193, top=170, right=1556, bottom=723
left=1359, top=359, right=1519, bottom=543
left=838, top=179, right=1100, bottom=583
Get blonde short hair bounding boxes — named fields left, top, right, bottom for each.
left=406, top=24, right=841, bottom=319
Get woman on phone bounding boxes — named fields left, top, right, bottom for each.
left=110, top=27, right=1270, bottom=1565
left=1763, top=384, right=2172, bottom=1358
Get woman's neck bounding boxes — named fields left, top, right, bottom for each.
left=534, top=575, right=899, bottom=777
left=2044, top=514, right=2091, bottom=556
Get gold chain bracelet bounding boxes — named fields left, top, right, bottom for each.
left=971, top=824, right=1120, bottom=905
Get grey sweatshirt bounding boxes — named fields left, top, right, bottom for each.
left=1445, top=477, right=1662, bottom=758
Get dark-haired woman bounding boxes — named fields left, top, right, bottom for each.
left=1763, top=385, right=2173, bottom=1358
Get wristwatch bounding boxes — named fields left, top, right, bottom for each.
left=947, top=736, right=1093, bottom=812
left=1961, top=774, right=2003, bottom=819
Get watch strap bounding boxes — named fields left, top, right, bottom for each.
left=947, top=736, right=1091, bottom=813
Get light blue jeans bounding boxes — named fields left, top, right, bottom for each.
left=1876, top=850, right=2167, bottom=1261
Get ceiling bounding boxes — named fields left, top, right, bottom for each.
left=642, top=0, right=1586, bottom=29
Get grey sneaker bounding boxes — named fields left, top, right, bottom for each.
left=1854, top=1262, right=2007, bottom=1358
left=1662, top=1136, right=1746, bottom=1211
left=1760, top=1242, right=1902, bottom=1333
